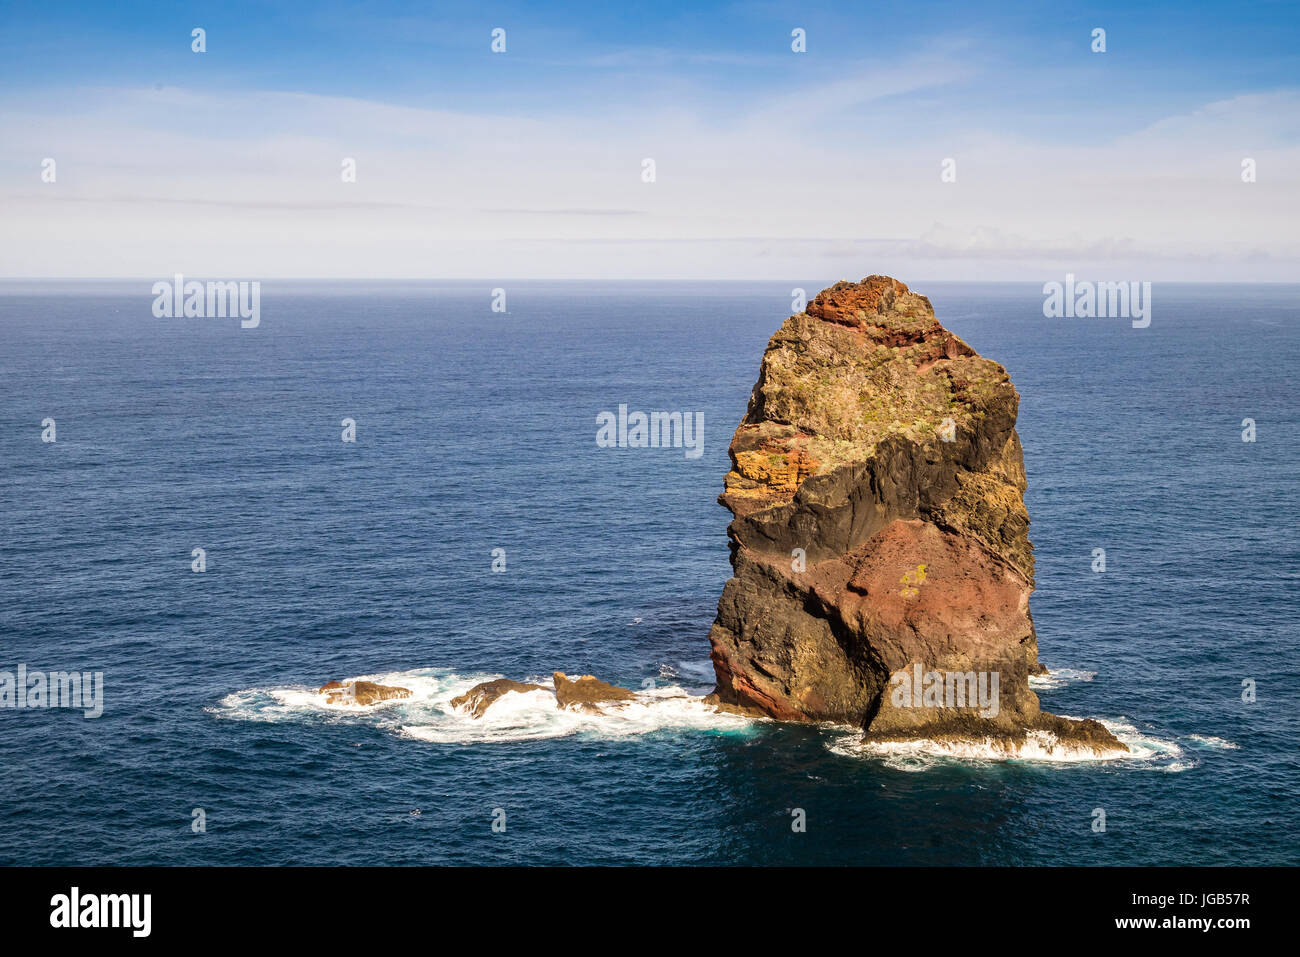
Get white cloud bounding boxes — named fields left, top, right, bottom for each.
left=0, top=77, right=1296, bottom=278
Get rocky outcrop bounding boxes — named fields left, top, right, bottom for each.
left=705, top=276, right=1124, bottom=754
left=319, top=679, right=411, bottom=706
left=449, top=673, right=640, bottom=718
left=552, top=672, right=638, bottom=713
left=450, top=679, right=546, bottom=717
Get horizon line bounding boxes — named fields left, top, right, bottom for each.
left=4, top=276, right=1299, bottom=284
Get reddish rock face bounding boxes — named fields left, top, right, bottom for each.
left=806, top=276, right=910, bottom=324
left=840, top=520, right=1033, bottom=667
left=706, top=276, right=1123, bottom=752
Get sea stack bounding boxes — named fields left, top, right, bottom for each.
left=706, top=276, right=1123, bottom=753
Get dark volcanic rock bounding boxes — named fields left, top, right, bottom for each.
left=451, top=678, right=546, bottom=718
left=706, top=276, right=1125, bottom=754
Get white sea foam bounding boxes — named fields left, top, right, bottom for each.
left=210, top=667, right=755, bottom=745
left=1188, top=734, right=1240, bottom=750
left=1029, top=667, right=1097, bottom=690
left=827, top=715, right=1195, bottom=772
left=827, top=729, right=1127, bottom=770
left=212, top=668, right=1208, bottom=770
left=658, top=659, right=717, bottom=691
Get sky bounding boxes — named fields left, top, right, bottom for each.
left=1, top=0, right=1298, bottom=280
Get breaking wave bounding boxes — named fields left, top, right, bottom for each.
left=826, top=716, right=1199, bottom=772
left=208, top=667, right=755, bottom=745
left=1029, top=667, right=1097, bottom=690
left=211, top=668, right=1217, bottom=770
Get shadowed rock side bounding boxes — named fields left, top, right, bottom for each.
left=705, top=276, right=1124, bottom=754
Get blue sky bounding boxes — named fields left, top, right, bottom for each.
left=2, top=0, right=1298, bottom=278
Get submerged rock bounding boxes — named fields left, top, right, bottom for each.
left=450, top=678, right=546, bottom=718
left=552, top=672, right=637, bottom=713
left=319, top=679, right=411, bottom=706
left=706, top=276, right=1125, bottom=754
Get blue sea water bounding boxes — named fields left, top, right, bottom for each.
left=0, top=279, right=1296, bottom=866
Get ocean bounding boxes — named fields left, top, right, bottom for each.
left=1, top=279, right=1296, bottom=866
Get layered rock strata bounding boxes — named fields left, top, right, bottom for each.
left=704, top=276, right=1123, bottom=753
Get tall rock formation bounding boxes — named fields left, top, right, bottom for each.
left=706, top=276, right=1122, bottom=752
